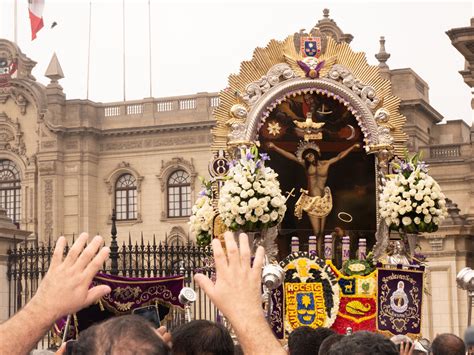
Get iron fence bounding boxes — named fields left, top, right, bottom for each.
left=6, top=215, right=217, bottom=348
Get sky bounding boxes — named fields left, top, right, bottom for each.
left=0, top=0, right=472, bottom=124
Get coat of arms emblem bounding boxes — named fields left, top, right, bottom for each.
left=300, top=37, right=321, bottom=57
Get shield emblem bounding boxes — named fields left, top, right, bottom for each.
left=300, top=37, right=321, bottom=57
left=285, top=282, right=327, bottom=330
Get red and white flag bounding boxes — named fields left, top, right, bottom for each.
left=28, top=0, right=45, bottom=40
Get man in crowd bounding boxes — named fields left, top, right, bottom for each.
left=431, top=333, right=466, bottom=355
left=171, top=319, right=233, bottom=355
left=288, top=326, right=335, bottom=355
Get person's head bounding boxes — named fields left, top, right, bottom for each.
left=318, top=333, right=344, bottom=355
left=171, top=320, right=234, bottom=355
left=328, top=331, right=398, bottom=355
left=303, top=93, right=316, bottom=106
left=72, top=315, right=169, bottom=355
left=432, top=333, right=466, bottom=355
left=303, top=148, right=320, bottom=166
left=288, top=326, right=335, bottom=355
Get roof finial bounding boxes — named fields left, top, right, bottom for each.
left=45, top=52, right=64, bottom=84
left=375, top=36, right=391, bottom=71
left=323, top=8, right=330, bottom=18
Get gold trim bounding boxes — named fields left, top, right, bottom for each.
left=94, top=275, right=184, bottom=284
left=212, top=33, right=407, bottom=157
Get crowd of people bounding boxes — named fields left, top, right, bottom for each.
left=0, top=232, right=470, bottom=354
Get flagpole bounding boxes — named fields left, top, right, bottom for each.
left=86, top=1, right=92, bottom=100
left=122, top=0, right=126, bottom=102
left=13, top=0, right=17, bottom=44
left=148, top=0, right=152, bottom=98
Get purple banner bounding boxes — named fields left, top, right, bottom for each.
left=376, top=268, right=424, bottom=337
left=94, top=272, right=184, bottom=314
left=270, top=285, right=284, bottom=339
left=54, top=273, right=184, bottom=340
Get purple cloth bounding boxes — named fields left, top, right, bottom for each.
left=376, top=268, right=424, bottom=336
left=54, top=272, right=184, bottom=340
left=93, top=272, right=184, bottom=313
left=270, top=285, right=284, bottom=339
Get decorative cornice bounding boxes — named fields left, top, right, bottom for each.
left=399, top=99, right=443, bottom=123
left=45, top=120, right=215, bottom=137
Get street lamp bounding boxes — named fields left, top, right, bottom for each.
left=456, top=267, right=474, bottom=326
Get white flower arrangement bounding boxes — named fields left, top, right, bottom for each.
left=218, top=146, right=287, bottom=231
left=379, top=152, right=448, bottom=234
left=189, top=178, right=215, bottom=246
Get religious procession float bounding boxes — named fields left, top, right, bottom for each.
left=189, top=12, right=448, bottom=340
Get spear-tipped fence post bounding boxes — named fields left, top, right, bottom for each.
left=110, top=209, right=119, bottom=275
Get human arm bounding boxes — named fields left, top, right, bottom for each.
left=266, top=142, right=302, bottom=165
left=0, top=233, right=111, bottom=355
left=326, top=143, right=360, bottom=165
left=194, top=232, right=286, bottom=355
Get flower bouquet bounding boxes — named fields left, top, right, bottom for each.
left=379, top=152, right=448, bottom=234
left=218, top=146, right=287, bottom=231
left=189, top=177, right=215, bottom=246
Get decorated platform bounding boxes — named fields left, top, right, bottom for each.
left=189, top=13, right=448, bottom=340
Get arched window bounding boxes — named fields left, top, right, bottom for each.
left=0, top=159, right=21, bottom=224
left=167, top=170, right=191, bottom=217
left=115, top=173, right=137, bottom=220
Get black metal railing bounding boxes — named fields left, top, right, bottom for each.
left=6, top=214, right=216, bottom=348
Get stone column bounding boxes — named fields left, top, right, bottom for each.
left=0, top=209, right=31, bottom=322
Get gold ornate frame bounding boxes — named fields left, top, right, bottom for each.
left=210, top=27, right=408, bottom=258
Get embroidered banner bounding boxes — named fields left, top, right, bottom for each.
left=329, top=263, right=377, bottom=334
left=279, top=252, right=340, bottom=333
left=54, top=273, right=184, bottom=341
left=94, top=273, right=184, bottom=313
left=269, top=285, right=284, bottom=339
left=376, top=267, right=424, bottom=337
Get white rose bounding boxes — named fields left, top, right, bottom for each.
left=424, top=215, right=432, bottom=223
left=231, top=205, right=239, bottom=215
left=402, top=216, right=412, bottom=226
left=260, top=214, right=271, bottom=224
left=414, top=217, right=421, bottom=225
left=271, top=196, right=283, bottom=208
left=270, top=210, right=279, bottom=221
left=414, top=193, right=423, bottom=201
left=255, top=207, right=264, bottom=216
left=242, top=182, right=252, bottom=190
left=247, top=189, right=255, bottom=197
left=248, top=197, right=259, bottom=209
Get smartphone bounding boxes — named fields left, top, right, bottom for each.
left=132, top=305, right=161, bottom=328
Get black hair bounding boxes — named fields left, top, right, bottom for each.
left=288, top=326, right=335, bottom=355
left=318, top=333, right=344, bottom=355
left=73, top=315, right=169, bottom=355
left=431, top=333, right=466, bottom=355
left=171, top=320, right=234, bottom=355
left=328, top=331, right=398, bottom=355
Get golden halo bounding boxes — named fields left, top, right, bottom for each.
left=337, top=212, right=353, bottom=223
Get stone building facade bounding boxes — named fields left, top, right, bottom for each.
left=0, top=13, right=472, bottom=339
